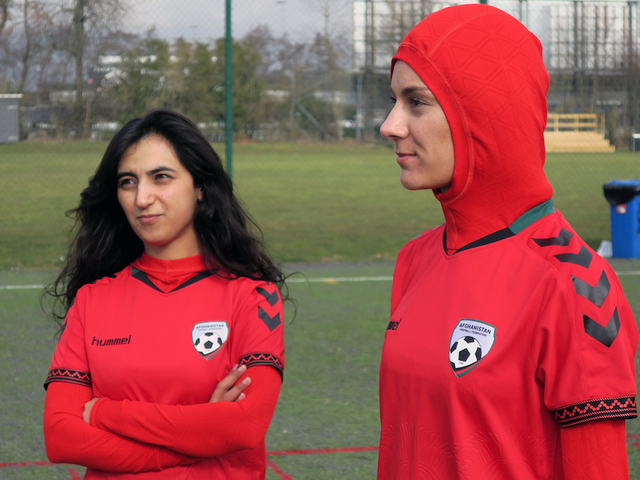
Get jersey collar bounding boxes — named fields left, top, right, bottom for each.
left=444, top=199, right=556, bottom=254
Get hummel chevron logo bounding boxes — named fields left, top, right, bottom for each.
left=584, top=308, right=620, bottom=347
left=257, top=287, right=279, bottom=306
left=554, top=245, right=593, bottom=269
left=572, top=270, right=610, bottom=308
left=258, top=306, right=281, bottom=331
left=532, top=228, right=573, bottom=247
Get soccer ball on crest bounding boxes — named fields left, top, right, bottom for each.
left=194, top=332, right=223, bottom=356
left=449, top=336, right=482, bottom=370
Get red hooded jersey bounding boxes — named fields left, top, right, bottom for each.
left=378, top=5, right=638, bottom=479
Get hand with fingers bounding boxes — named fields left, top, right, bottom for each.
left=209, top=364, right=251, bottom=403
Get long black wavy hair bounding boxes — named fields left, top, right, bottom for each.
left=45, top=109, right=289, bottom=324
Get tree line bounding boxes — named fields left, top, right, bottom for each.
left=0, top=0, right=356, bottom=141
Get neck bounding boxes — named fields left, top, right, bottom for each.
left=144, top=241, right=202, bottom=261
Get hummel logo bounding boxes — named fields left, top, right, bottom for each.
left=91, top=335, right=131, bottom=346
left=387, top=318, right=402, bottom=331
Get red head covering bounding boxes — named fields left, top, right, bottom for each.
left=392, top=4, right=553, bottom=252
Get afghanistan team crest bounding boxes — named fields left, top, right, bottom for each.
left=192, top=321, right=229, bottom=359
left=449, top=319, right=496, bottom=377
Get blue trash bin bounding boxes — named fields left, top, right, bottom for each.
left=603, top=179, right=640, bottom=258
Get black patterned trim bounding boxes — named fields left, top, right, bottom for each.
left=44, top=369, right=92, bottom=390
left=552, top=396, right=637, bottom=427
left=239, top=352, right=284, bottom=380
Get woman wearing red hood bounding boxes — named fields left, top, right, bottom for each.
left=378, top=5, right=638, bottom=479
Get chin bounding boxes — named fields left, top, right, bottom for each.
left=400, top=174, right=451, bottom=192
left=400, top=177, right=431, bottom=191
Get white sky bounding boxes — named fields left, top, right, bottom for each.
left=122, top=0, right=354, bottom=43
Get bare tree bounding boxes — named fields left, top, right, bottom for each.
left=301, top=0, right=352, bottom=139
left=52, top=0, right=126, bottom=138
left=17, top=0, right=30, bottom=93
left=0, top=0, right=9, bottom=38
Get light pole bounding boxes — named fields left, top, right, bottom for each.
left=225, top=0, right=233, bottom=177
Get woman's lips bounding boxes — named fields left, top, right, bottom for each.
left=138, top=214, right=160, bottom=225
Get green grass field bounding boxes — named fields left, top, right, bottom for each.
left=2, top=261, right=640, bottom=479
left=1, top=141, right=639, bottom=269
left=1, top=142, right=640, bottom=478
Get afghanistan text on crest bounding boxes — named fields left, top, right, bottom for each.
left=449, top=319, right=496, bottom=377
left=192, top=321, right=229, bottom=359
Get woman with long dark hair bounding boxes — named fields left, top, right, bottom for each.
left=43, top=109, right=287, bottom=479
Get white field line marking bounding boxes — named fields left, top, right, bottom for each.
left=0, top=284, right=45, bottom=290
left=2, top=270, right=640, bottom=290
left=287, top=276, right=393, bottom=284
left=0, top=277, right=395, bottom=290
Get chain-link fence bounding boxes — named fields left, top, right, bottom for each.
left=1, top=0, right=640, bottom=268
left=1, top=0, right=639, bottom=144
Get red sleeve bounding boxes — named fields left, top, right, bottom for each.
left=560, top=419, right=629, bottom=479
left=44, top=382, right=199, bottom=472
left=90, top=366, right=281, bottom=457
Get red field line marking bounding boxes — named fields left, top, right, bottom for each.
left=266, top=458, right=294, bottom=480
left=627, top=434, right=640, bottom=449
left=267, top=446, right=378, bottom=456
left=68, top=467, right=83, bottom=479
left=0, top=461, right=53, bottom=468
left=1, top=447, right=380, bottom=480
left=0, top=462, right=80, bottom=479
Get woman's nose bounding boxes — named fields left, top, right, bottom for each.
left=380, top=106, right=407, bottom=140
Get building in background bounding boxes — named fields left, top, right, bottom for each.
left=352, top=0, right=640, bottom=144
left=0, top=94, right=23, bottom=143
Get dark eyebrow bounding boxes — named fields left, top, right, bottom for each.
left=400, top=86, right=433, bottom=96
left=389, top=85, right=435, bottom=98
left=116, top=171, right=136, bottom=181
left=148, top=166, right=178, bottom=175
left=116, top=166, right=177, bottom=180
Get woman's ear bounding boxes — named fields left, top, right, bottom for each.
left=196, top=187, right=203, bottom=201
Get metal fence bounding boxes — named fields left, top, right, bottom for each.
left=1, top=0, right=639, bottom=268
left=1, top=0, right=639, bottom=146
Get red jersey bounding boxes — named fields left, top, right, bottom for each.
left=378, top=203, right=638, bottom=479
left=380, top=6, right=638, bottom=478
left=45, top=253, right=284, bottom=479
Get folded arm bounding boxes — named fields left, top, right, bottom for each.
left=89, top=366, right=282, bottom=457
left=44, top=382, right=199, bottom=472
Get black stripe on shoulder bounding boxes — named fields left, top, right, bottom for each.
left=583, top=308, right=620, bottom=348
left=532, top=227, right=573, bottom=247
left=257, top=286, right=279, bottom=306
left=239, top=352, right=284, bottom=380
left=572, top=270, right=610, bottom=308
left=554, top=245, right=593, bottom=269
left=44, top=368, right=92, bottom=390
left=553, top=395, right=637, bottom=427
